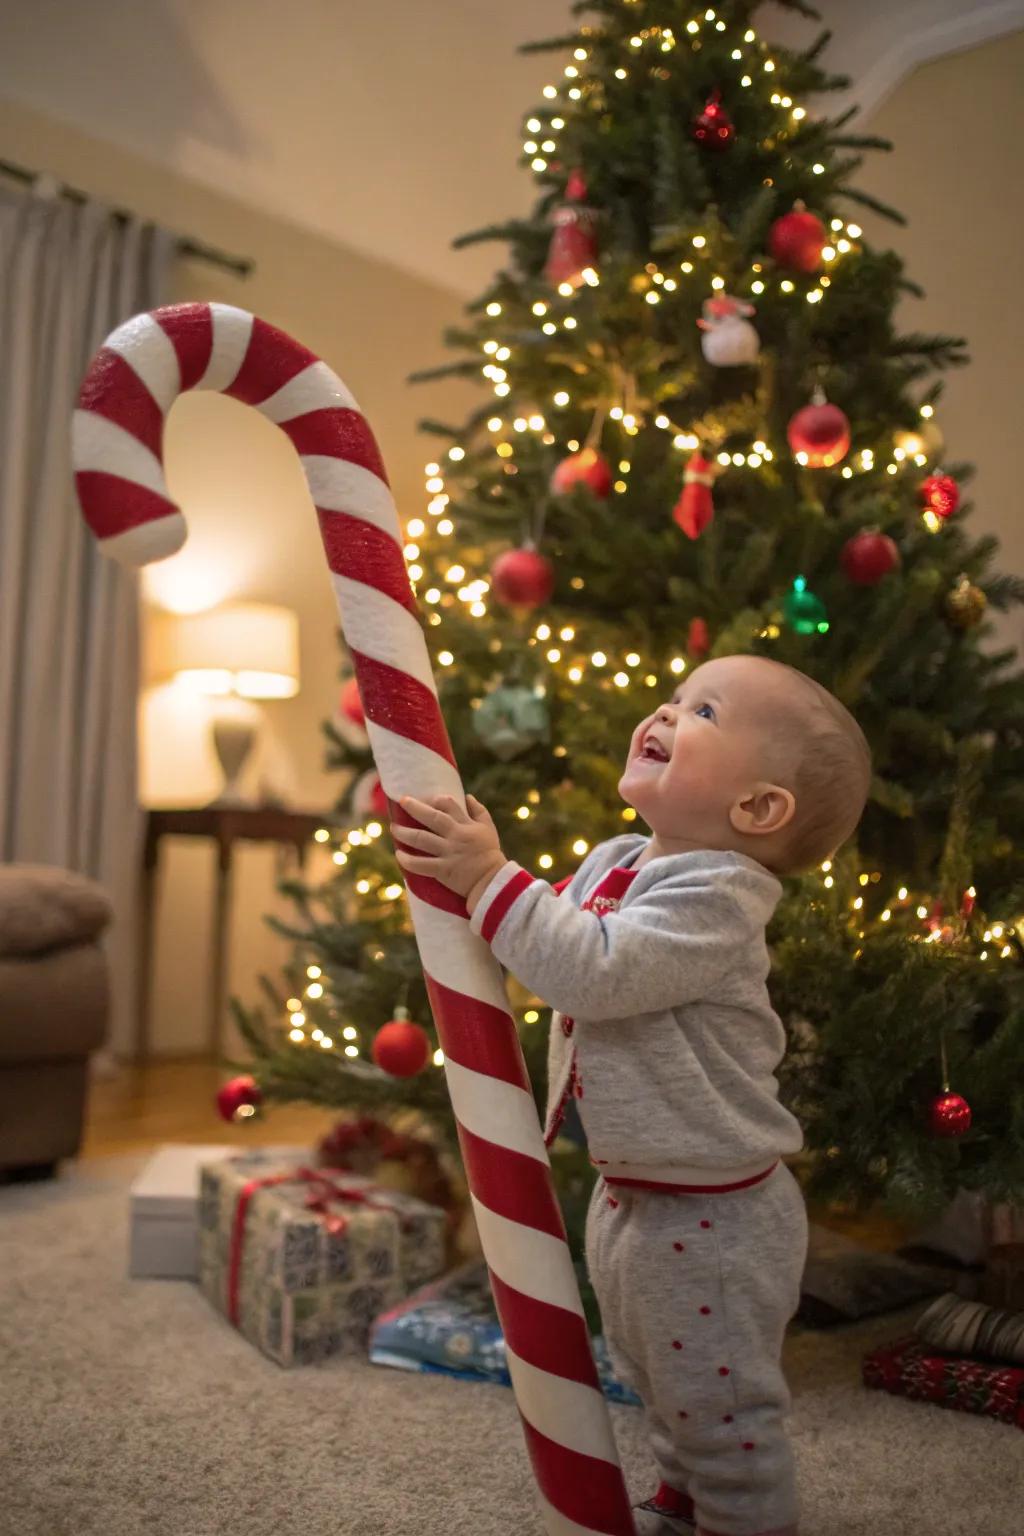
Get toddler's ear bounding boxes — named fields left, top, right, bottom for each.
left=730, top=783, right=795, bottom=838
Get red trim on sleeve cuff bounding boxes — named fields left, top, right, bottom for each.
left=480, top=868, right=536, bottom=943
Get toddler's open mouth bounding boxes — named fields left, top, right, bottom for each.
left=639, top=735, right=670, bottom=763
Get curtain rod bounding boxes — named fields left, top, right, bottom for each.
left=0, top=156, right=254, bottom=279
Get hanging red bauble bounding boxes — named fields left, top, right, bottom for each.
left=769, top=205, right=827, bottom=274
left=544, top=168, right=598, bottom=289
left=372, top=1009, right=431, bottom=1078
left=352, top=769, right=390, bottom=819
left=929, top=1090, right=972, bottom=1139
left=840, top=528, right=900, bottom=586
left=787, top=390, right=851, bottom=468
left=338, top=676, right=365, bottom=728
left=551, top=446, right=613, bottom=499
left=919, top=473, right=960, bottom=520
left=490, top=545, right=555, bottom=610
left=216, top=1074, right=262, bottom=1123
left=673, top=453, right=717, bottom=539
left=692, top=90, right=735, bottom=150
left=688, top=617, right=711, bottom=659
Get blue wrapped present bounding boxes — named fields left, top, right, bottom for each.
left=369, top=1261, right=640, bottom=1406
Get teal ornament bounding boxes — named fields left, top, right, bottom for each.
left=472, top=684, right=550, bottom=761
left=783, top=576, right=829, bottom=636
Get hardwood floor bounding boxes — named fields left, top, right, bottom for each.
left=82, top=1059, right=909, bottom=1251
left=82, top=1057, right=341, bottom=1159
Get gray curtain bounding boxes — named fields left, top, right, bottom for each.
left=0, top=181, right=174, bottom=1055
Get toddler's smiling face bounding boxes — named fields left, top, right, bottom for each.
left=619, top=655, right=787, bottom=855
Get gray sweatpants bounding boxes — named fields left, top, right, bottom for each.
left=586, top=1163, right=808, bottom=1536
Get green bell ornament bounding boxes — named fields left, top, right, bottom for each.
left=472, top=683, right=550, bottom=761
left=783, top=576, right=829, bottom=636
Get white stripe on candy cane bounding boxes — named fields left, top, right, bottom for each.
left=359, top=718, right=460, bottom=803
left=260, top=360, right=362, bottom=423
left=444, top=1057, right=549, bottom=1165
left=329, top=574, right=439, bottom=694
left=471, top=1196, right=585, bottom=1318
left=104, top=312, right=182, bottom=412
left=194, top=303, right=253, bottom=393
left=301, top=455, right=400, bottom=533
left=506, top=1345, right=622, bottom=1464
left=404, top=891, right=512, bottom=1014
left=71, top=411, right=170, bottom=499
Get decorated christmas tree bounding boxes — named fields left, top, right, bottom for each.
left=234, top=0, right=1024, bottom=1227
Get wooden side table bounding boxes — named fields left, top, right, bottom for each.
left=138, top=807, right=333, bottom=1062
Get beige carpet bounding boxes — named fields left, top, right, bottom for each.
left=0, top=1157, right=1019, bottom=1536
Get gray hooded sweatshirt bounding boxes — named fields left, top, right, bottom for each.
left=468, top=833, right=803, bottom=1188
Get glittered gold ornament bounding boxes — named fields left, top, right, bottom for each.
left=945, top=575, right=987, bottom=629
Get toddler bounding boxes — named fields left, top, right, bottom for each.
left=394, top=654, right=871, bottom=1536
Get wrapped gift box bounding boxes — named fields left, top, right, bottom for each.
left=130, top=1144, right=240, bottom=1279
left=369, top=1260, right=641, bottom=1406
left=863, top=1336, right=1024, bottom=1430
left=199, top=1150, right=447, bottom=1367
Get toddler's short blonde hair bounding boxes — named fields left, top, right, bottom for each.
left=764, top=663, right=872, bottom=874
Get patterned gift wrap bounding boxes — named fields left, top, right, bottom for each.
left=863, top=1336, right=1024, bottom=1430
left=369, top=1261, right=641, bottom=1407
left=199, top=1150, right=446, bottom=1367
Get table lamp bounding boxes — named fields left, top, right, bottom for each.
left=159, top=602, right=300, bottom=805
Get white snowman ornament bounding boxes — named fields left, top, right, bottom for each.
left=697, top=293, right=760, bottom=367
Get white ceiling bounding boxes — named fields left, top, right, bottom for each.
left=1, top=0, right=1021, bottom=295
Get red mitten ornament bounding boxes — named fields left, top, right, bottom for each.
left=787, top=389, right=851, bottom=467
left=673, top=453, right=717, bottom=539
left=544, top=168, right=598, bottom=289
left=490, top=545, right=555, bottom=610
left=551, top=447, right=613, bottom=499
left=372, top=1008, right=432, bottom=1078
left=919, top=473, right=960, bottom=520
left=769, top=205, right=826, bottom=273
left=692, top=90, right=735, bottom=150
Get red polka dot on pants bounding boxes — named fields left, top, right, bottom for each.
left=718, top=1366, right=730, bottom=1376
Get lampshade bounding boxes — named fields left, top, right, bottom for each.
left=157, top=602, right=300, bottom=700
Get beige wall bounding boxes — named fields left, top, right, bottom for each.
left=859, top=31, right=1024, bottom=651
left=0, top=98, right=474, bottom=1058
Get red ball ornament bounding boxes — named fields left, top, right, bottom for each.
left=769, top=206, right=827, bottom=274
left=692, top=90, right=735, bottom=150
left=369, top=777, right=389, bottom=817
left=787, top=391, right=851, bottom=468
left=919, top=473, right=960, bottom=520
left=544, top=168, right=598, bottom=290
left=216, top=1074, right=262, bottom=1123
left=551, top=447, right=613, bottom=499
left=338, top=676, right=365, bottom=728
left=372, top=1009, right=431, bottom=1078
left=841, top=528, right=900, bottom=586
left=673, top=453, right=717, bottom=539
left=490, top=545, right=555, bottom=611
left=929, top=1090, right=972, bottom=1139
left=688, top=617, right=711, bottom=659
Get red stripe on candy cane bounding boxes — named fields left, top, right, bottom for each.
left=76, top=349, right=166, bottom=460
left=489, top=1270, right=598, bottom=1387
left=425, top=974, right=534, bottom=1091
left=74, top=472, right=180, bottom=543
left=457, top=1123, right=567, bottom=1241
left=224, top=315, right=319, bottom=405
left=280, top=408, right=390, bottom=485
left=154, top=302, right=214, bottom=389
left=71, top=302, right=636, bottom=1536
left=316, top=509, right=419, bottom=617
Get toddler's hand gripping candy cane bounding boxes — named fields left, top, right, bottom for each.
left=72, top=304, right=635, bottom=1536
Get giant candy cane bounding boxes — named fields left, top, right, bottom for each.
left=72, top=304, right=635, bottom=1536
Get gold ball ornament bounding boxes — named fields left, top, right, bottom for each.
left=945, top=576, right=987, bottom=630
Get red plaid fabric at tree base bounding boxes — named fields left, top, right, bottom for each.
left=862, top=1337, right=1024, bottom=1429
